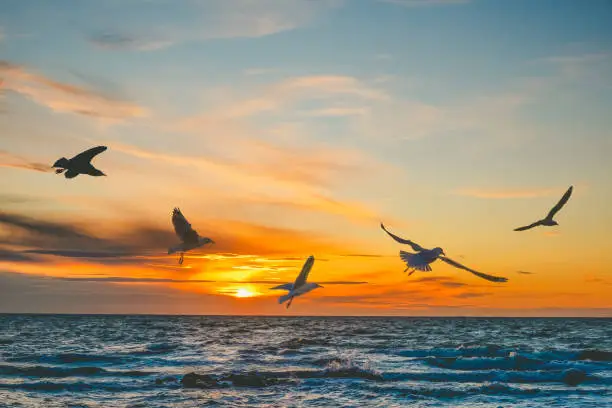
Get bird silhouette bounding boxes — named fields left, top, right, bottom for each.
left=270, top=256, right=323, bottom=308
left=514, top=186, right=573, bottom=231
left=52, top=146, right=107, bottom=179
left=168, top=208, right=214, bottom=265
left=381, top=223, right=508, bottom=283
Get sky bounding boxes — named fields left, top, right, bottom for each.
left=1, top=0, right=611, bottom=316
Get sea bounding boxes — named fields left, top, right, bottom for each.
left=0, top=315, right=610, bottom=407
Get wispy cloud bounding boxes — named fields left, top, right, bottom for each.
left=0, top=150, right=52, bottom=173
left=56, top=276, right=216, bottom=283
left=410, top=276, right=468, bottom=288
left=517, top=270, right=535, bottom=275
left=0, top=210, right=358, bottom=266
left=380, top=0, right=470, bottom=7
left=89, top=32, right=172, bottom=51
left=109, top=140, right=385, bottom=224
left=454, top=291, right=489, bottom=299
left=453, top=187, right=558, bottom=199
left=190, top=75, right=388, bottom=121
left=539, top=52, right=611, bottom=78
left=0, top=60, right=147, bottom=121
left=87, top=0, right=343, bottom=51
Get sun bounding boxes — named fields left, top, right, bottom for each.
left=234, top=288, right=255, bottom=298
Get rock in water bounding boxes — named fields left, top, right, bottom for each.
left=181, top=372, right=219, bottom=389
left=562, top=368, right=587, bottom=386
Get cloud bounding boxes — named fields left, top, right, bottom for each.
left=454, top=291, right=489, bottom=299
left=0, top=150, right=52, bottom=173
left=539, top=52, right=611, bottom=78
left=340, top=254, right=385, bottom=258
left=89, top=32, right=172, bottom=51
left=23, top=249, right=135, bottom=259
left=410, top=276, right=467, bottom=288
left=55, top=276, right=215, bottom=283
left=517, top=270, right=535, bottom=275
left=109, top=141, right=385, bottom=224
left=0, top=211, right=174, bottom=265
left=193, top=75, right=388, bottom=121
left=380, top=0, right=470, bottom=7
left=86, top=0, right=343, bottom=51
left=0, top=271, right=240, bottom=314
left=243, top=280, right=367, bottom=285
left=0, top=211, right=354, bottom=266
left=0, top=60, right=147, bottom=121
left=453, top=187, right=558, bottom=199
left=0, top=248, right=37, bottom=262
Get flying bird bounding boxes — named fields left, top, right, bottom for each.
left=168, top=208, right=214, bottom=265
left=52, top=146, right=107, bottom=179
left=270, top=256, right=323, bottom=308
left=380, top=223, right=507, bottom=283
left=514, top=186, right=573, bottom=231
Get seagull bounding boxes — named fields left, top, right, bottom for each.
left=270, top=256, right=323, bottom=308
left=168, top=208, right=214, bottom=265
left=514, top=186, right=573, bottom=231
left=52, top=146, right=107, bottom=179
left=380, top=223, right=508, bottom=283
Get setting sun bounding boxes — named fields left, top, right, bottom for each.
left=234, top=288, right=256, bottom=298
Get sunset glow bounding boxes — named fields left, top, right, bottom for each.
left=1, top=0, right=611, bottom=316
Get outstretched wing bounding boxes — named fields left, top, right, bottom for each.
left=546, top=186, right=573, bottom=219
left=172, top=208, right=199, bottom=242
left=269, top=283, right=294, bottom=291
left=380, top=223, right=425, bottom=252
left=293, top=256, right=315, bottom=289
left=439, top=256, right=508, bottom=283
left=513, top=221, right=542, bottom=231
left=71, top=146, right=107, bottom=163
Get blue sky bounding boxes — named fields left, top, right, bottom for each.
left=1, top=0, right=611, bottom=315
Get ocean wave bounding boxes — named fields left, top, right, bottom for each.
left=134, top=342, right=180, bottom=355
left=0, top=337, right=14, bottom=345
left=323, top=357, right=383, bottom=381
left=577, top=349, right=612, bottom=362
left=278, top=337, right=328, bottom=350
left=398, top=346, right=612, bottom=363
left=385, top=368, right=607, bottom=386
left=0, top=364, right=155, bottom=378
left=7, top=352, right=133, bottom=365
left=362, top=382, right=611, bottom=399
left=0, top=380, right=154, bottom=393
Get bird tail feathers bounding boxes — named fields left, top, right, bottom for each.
left=399, top=251, right=432, bottom=271
left=278, top=293, right=293, bottom=304
left=168, top=245, right=182, bottom=255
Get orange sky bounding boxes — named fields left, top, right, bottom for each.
left=1, top=0, right=611, bottom=316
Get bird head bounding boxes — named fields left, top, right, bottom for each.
left=53, top=157, right=69, bottom=169
left=199, top=237, right=215, bottom=246
left=552, top=221, right=559, bottom=226
left=433, top=247, right=445, bottom=256
left=315, top=283, right=324, bottom=288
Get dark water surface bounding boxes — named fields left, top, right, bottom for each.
left=0, top=315, right=610, bottom=407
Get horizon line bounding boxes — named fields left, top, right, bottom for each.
left=0, top=313, right=610, bottom=319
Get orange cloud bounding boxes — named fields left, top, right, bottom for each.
left=0, top=60, right=147, bottom=121
left=0, top=150, right=51, bottom=173
left=108, top=141, right=387, bottom=224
